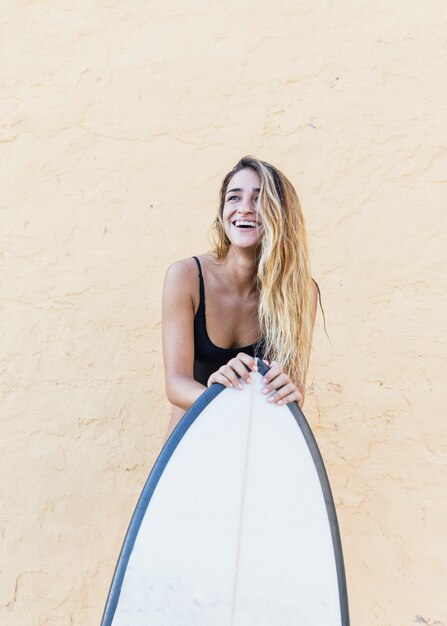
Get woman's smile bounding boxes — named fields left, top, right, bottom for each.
left=231, top=219, right=262, bottom=229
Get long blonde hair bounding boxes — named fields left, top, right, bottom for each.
left=211, top=155, right=315, bottom=392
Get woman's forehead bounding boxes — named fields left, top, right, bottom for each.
left=226, top=167, right=261, bottom=191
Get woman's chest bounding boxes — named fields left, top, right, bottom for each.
left=204, top=293, right=260, bottom=349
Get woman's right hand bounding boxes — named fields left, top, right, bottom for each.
left=206, top=353, right=258, bottom=389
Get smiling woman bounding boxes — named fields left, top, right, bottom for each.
left=162, top=155, right=323, bottom=441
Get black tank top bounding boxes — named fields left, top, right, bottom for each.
left=192, top=256, right=264, bottom=386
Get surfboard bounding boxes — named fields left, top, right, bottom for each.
left=101, top=359, right=349, bottom=626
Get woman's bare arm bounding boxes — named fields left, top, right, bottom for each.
left=162, top=259, right=206, bottom=411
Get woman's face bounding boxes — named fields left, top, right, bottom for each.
left=222, top=167, right=264, bottom=249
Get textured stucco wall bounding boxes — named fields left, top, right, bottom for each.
left=1, top=2, right=446, bottom=625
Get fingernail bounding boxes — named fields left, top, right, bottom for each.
left=238, top=383, right=243, bottom=390
left=246, top=377, right=251, bottom=383
left=253, top=365, right=258, bottom=371
left=268, top=397, right=274, bottom=402
left=262, top=388, right=268, bottom=394
left=277, top=400, right=283, bottom=405
left=262, top=378, right=267, bottom=383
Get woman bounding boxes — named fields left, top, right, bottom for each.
left=162, top=155, right=322, bottom=441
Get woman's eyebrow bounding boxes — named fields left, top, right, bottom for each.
left=226, top=187, right=261, bottom=195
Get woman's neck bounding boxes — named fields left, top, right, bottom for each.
left=221, top=247, right=258, bottom=297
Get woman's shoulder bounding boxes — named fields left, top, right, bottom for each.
left=163, top=257, right=197, bottom=292
left=163, top=258, right=201, bottom=311
left=165, top=256, right=197, bottom=276
left=164, top=255, right=214, bottom=291
left=166, top=253, right=217, bottom=276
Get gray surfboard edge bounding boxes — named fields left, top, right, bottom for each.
left=100, top=360, right=350, bottom=626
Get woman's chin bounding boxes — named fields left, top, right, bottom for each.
left=228, top=240, right=262, bottom=254
left=225, top=228, right=264, bottom=250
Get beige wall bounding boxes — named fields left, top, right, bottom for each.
left=1, top=2, right=446, bottom=625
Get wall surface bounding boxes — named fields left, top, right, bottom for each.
left=1, top=1, right=446, bottom=625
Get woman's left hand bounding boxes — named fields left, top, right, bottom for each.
left=261, top=360, right=303, bottom=407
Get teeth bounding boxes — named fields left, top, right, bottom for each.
left=234, top=220, right=259, bottom=228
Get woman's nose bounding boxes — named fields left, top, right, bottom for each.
left=240, top=195, right=256, bottom=213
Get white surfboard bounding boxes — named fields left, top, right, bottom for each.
left=101, top=360, right=349, bottom=626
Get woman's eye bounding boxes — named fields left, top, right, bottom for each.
left=227, top=195, right=259, bottom=203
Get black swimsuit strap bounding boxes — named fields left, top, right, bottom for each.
left=192, top=256, right=205, bottom=315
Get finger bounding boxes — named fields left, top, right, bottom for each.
left=207, top=372, right=224, bottom=388
left=267, top=382, right=295, bottom=403
left=269, top=384, right=302, bottom=406
left=262, top=372, right=289, bottom=394
left=276, top=389, right=303, bottom=406
left=262, top=360, right=283, bottom=384
left=262, top=359, right=270, bottom=366
left=211, top=370, right=235, bottom=389
left=220, top=364, right=242, bottom=389
left=236, top=352, right=258, bottom=373
left=208, top=366, right=237, bottom=388
left=228, top=357, right=255, bottom=384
